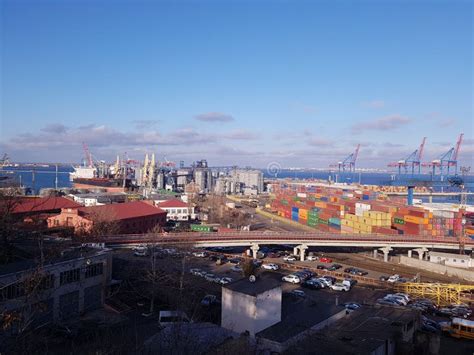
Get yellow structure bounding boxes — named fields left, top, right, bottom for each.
left=395, top=282, right=474, bottom=306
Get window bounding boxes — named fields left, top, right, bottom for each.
left=39, top=274, right=55, bottom=290
left=0, top=282, right=25, bottom=301
left=54, top=219, right=59, bottom=226
left=171, top=209, right=176, bottom=214
left=66, top=217, right=73, bottom=226
left=177, top=209, right=182, bottom=214
left=453, top=259, right=457, bottom=262
left=85, top=263, right=103, bottom=278
left=461, top=260, right=465, bottom=263
left=460, top=326, right=467, bottom=332
left=60, top=268, right=80, bottom=285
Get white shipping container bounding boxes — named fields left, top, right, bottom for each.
left=355, top=203, right=371, bottom=210
left=297, top=193, right=307, bottom=198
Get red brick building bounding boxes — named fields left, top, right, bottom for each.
left=47, top=201, right=167, bottom=235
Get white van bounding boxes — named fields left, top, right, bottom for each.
left=158, top=311, right=190, bottom=327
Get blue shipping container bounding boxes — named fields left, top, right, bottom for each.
left=292, top=207, right=299, bottom=212
left=292, top=214, right=299, bottom=222
left=362, top=195, right=370, bottom=200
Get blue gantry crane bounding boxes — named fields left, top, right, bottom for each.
left=388, top=137, right=426, bottom=175
left=423, top=133, right=464, bottom=178
left=330, top=144, right=360, bottom=173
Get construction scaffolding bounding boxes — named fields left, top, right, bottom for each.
left=395, top=282, right=474, bottom=306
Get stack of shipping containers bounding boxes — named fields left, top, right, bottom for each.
left=269, top=182, right=466, bottom=238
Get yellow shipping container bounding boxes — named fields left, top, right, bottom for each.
left=353, top=222, right=361, bottom=230
left=299, top=209, right=308, bottom=218
left=404, top=215, right=429, bottom=224
left=314, top=202, right=327, bottom=209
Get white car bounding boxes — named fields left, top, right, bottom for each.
left=219, top=277, right=233, bottom=285
left=317, top=277, right=333, bottom=288
left=193, top=251, right=208, bottom=258
left=330, top=283, right=350, bottom=292
left=262, top=263, right=279, bottom=271
left=134, top=246, right=148, bottom=256
left=282, top=275, right=301, bottom=284
left=189, top=268, right=201, bottom=275
left=384, top=294, right=408, bottom=306
left=283, top=255, right=297, bottom=262
left=306, top=256, right=318, bottom=261
left=387, top=274, right=400, bottom=283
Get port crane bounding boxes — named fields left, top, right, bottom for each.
left=388, top=137, right=426, bottom=175
left=423, top=133, right=463, bottom=177
left=330, top=144, right=360, bottom=172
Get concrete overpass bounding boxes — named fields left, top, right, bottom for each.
left=101, top=231, right=473, bottom=262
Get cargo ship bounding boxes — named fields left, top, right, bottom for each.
left=69, top=165, right=132, bottom=192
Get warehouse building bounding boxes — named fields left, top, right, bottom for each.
left=0, top=245, right=112, bottom=333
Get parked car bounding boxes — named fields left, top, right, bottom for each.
left=317, top=264, right=328, bottom=270
left=189, top=268, right=201, bottom=275
left=252, top=259, right=263, bottom=267
left=376, top=298, right=400, bottom=306
left=344, top=267, right=355, bottom=273
left=355, top=269, right=368, bottom=276
left=262, top=263, right=279, bottom=271
left=230, top=265, right=243, bottom=272
left=201, top=295, right=218, bottom=306
left=330, top=283, right=350, bottom=292
left=384, top=294, right=408, bottom=306
left=344, top=279, right=357, bottom=288
left=379, top=275, right=389, bottom=282
left=317, top=277, right=333, bottom=288
left=282, top=275, right=301, bottom=284
left=290, top=289, right=306, bottom=298
left=134, top=245, right=149, bottom=257
left=229, top=257, right=242, bottom=264
left=302, top=280, right=323, bottom=290
left=306, top=255, right=318, bottom=261
left=387, top=274, right=401, bottom=283
left=322, top=275, right=336, bottom=284
left=319, top=257, right=333, bottom=263
left=267, top=252, right=279, bottom=258
left=204, top=273, right=217, bottom=282
left=283, top=255, right=297, bottom=262
left=328, top=264, right=342, bottom=271
left=219, top=277, right=233, bottom=285
left=344, top=302, right=361, bottom=310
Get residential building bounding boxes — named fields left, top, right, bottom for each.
left=0, top=245, right=112, bottom=332
left=47, top=201, right=167, bottom=234
left=155, top=199, right=195, bottom=221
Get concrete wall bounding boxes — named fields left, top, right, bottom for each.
left=399, top=256, right=474, bottom=282
left=221, top=286, right=281, bottom=336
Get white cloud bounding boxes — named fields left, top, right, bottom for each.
left=194, top=112, right=234, bottom=122
left=352, top=115, right=411, bottom=133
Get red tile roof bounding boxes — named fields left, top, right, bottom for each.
left=156, top=199, right=188, bottom=208
left=79, top=201, right=167, bottom=221
left=13, top=197, right=81, bottom=214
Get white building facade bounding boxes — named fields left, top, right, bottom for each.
left=221, top=280, right=281, bottom=336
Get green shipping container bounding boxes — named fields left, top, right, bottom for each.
left=394, top=218, right=405, bottom=225
left=191, top=224, right=213, bottom=232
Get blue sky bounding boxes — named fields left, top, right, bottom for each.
left=1, top=0, right=473, bottom=169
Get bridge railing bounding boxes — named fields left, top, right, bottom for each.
left=97, top=231, right=472, bottom=246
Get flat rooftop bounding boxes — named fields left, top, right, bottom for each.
left=223, top=277, right=280, bottom=297
left=284, top=305, right=418, bottom=354
left=0, top=244, right=110, bottom=277
left=257, top=296, right=345, bottom=343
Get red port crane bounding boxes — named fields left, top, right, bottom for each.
left=388, top=137, right=426, bottom=175
left=423, top=133, right=463, bottom=177
left=330, top=144, right=360, bottom=172
left=82, top=142, right=94, bottom=167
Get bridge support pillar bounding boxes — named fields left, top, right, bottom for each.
left=373, top=249, right=378, bottom=259
left=251, top=244, right=260, bottom=259
left=413, top=248, right=428, bottom=261
left=379, top=247, right=393, bottom=263
left=408, top=250, right=412, bottom=258
left=293, top=246, right=299, bottom=256
left=299, top=244, right=308, bottom=261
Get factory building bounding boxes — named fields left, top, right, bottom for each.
left=193, top=160, right=213, bottom=193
